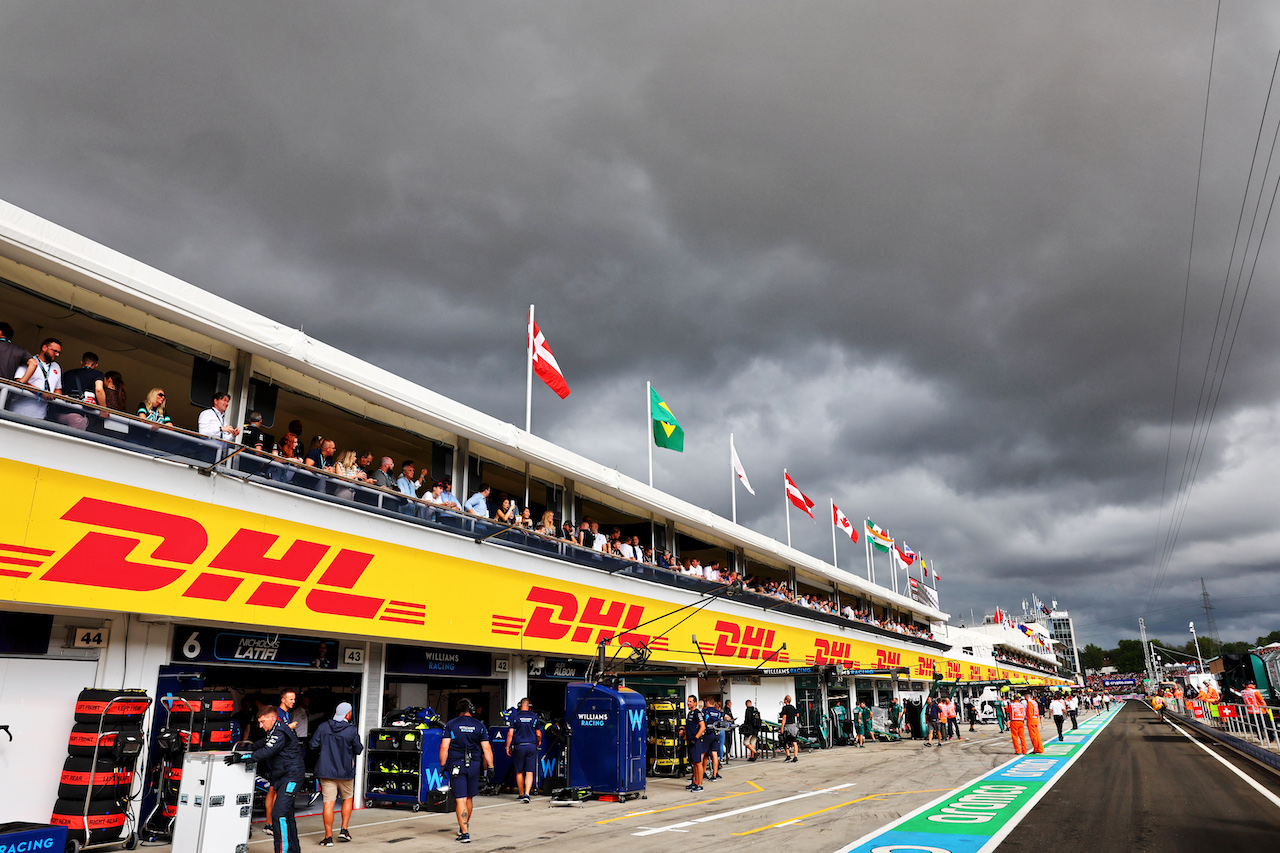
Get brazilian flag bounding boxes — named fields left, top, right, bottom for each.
left=650, top=385, right=684, bottom=452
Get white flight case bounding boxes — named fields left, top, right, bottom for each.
left=171, top=751, right=256, bottom=853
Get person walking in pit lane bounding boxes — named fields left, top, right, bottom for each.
left=854, top=700, right=872, bottom=747
left=225, top=705, right=304, bottom=853
left=742, top=700, right=761, bottom=762
left=924, top=697, right=942, bottom=748
left=440, top=699, right=494, bottom=844
left=1049, top=693, right=1067, bottom=742
left=310, top=702, right=363, bottom=846
left=684, top=695, right=706, bottom=792
left=779, top=696, right=801, bottom=762
left=1067, top=691, right=1080, bottom=730
left=505, top=698, right=541, bottom=804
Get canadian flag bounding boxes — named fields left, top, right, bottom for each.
left=785, top=472, right=816, bottom=519
left=529, top=317, right=570, bottom=399
left=833, top=504, right=858, bottom=542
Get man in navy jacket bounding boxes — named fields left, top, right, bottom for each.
left=310, top=702, right=364, bottom=846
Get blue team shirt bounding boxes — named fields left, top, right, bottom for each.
left=684, top=707, right=703, bottom=742
left=509, top=710, right=540, bottom=746
left=443, top=715, right=490, bottom=764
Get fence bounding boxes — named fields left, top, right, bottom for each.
left=1171, top=699, right=1279, bottom=755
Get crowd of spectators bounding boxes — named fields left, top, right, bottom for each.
left=992, top=646, right=1058, bottom=676
left=3, top=320, right=942, bottom=648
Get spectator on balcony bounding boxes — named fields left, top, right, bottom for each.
left=616, top=532, right=636, bottom=560
left=102, top=371, right=126, bottom=412
left=535, top=511, right=555, bottom=535
left=10, top=337, right=62, bottom=419
left=0, top=322, right=36, bottom=392
left=198, top=392, right=241, bottom=441
left=136, top=387, right=172, bottom=425
left=590, top=520, right=608, bottom=552
left=333, top=451, right=368, bottom=500
left=494, top=496, right=516, bottom=524
left=241, top=411, right=271, bottom=452
left=518, top=507, right=534, bottom=529
left=53, top=351, right=106, bottom=430
left=560, top=520, right=576, bottom=540
left=576, top=520, right=591, bottom=546
left=464, top=483, right=491, bottom=517
left=306, top=438, right=337, bottom=473
left=396, top=461, right=426, bottom=515
left=370, top=457, right=396, bottom=490
left=435, top=481, right=463, bottom=513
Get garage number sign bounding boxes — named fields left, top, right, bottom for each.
left=173, top=625, right=339, bottom=668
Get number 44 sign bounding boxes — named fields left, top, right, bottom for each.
left=71, top=627, right=109, bottom=648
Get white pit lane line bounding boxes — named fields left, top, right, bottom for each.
left=1165, top=719, right=1280, bottom=810
left=631, top=783, right=856, bottom=836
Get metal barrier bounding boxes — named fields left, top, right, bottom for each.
left=1164, top=699, right=1279, bottom=755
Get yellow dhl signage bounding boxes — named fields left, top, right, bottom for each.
left=0, top=459, right=1057, bottom=685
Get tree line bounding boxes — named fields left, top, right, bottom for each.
left=1080, top=629, right=1280, bottom=674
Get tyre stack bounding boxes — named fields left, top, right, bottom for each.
left=152, top=691, right=237, bottom=824
left=166, top=691, right=236, bottom=751
left=51, top=688, right=151, bottom=847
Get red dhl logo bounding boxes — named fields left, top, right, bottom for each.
left=4, top=497, right=425, bottom=625
left=493, top=588, right=786, bottom=661
left=914, top=656, right=938, bottom=677
left=707, top=620, right=784, bottom=662
left=811, top=639, right=851, bottom=666
left=493, top=587, right=661, bottom=650
left=876, top=650, right=902, bottom=668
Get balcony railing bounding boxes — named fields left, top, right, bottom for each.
left=1, top=378, right=956, bottom=654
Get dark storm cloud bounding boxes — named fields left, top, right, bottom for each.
left=3, top=1, right=1280, bottom=646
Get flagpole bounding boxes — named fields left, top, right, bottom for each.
left=730, top=433, right=737, bottom=524
left=784, top=469, right=792, bottom=548
left=830, top=499, right=837, bottom=570
left=647, top=380, right=654, bottom=489
left=864, top=519, right=871, bottom=584
left=525, top=304, right=535, bottom=434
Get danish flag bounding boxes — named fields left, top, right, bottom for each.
left=529, top=318, right=571, bottom=399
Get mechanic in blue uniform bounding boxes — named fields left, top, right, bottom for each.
left=702, top=698, right=722, bottom=781
left=505, top=698, right=542, bottom=804
left=683, top=695, right=705, bottom=793
left=440, top=699, right=494, bottom=844
left=225, top=705, right=304, bottom=853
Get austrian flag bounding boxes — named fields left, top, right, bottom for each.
left=833, top=504, right=858, bottom=542
left=784, top=473, right=816, bottom=519
left=529, top=320, right=570, bottom=399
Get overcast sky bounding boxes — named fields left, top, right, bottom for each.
left=3, top=1, right=1279, bottom=651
